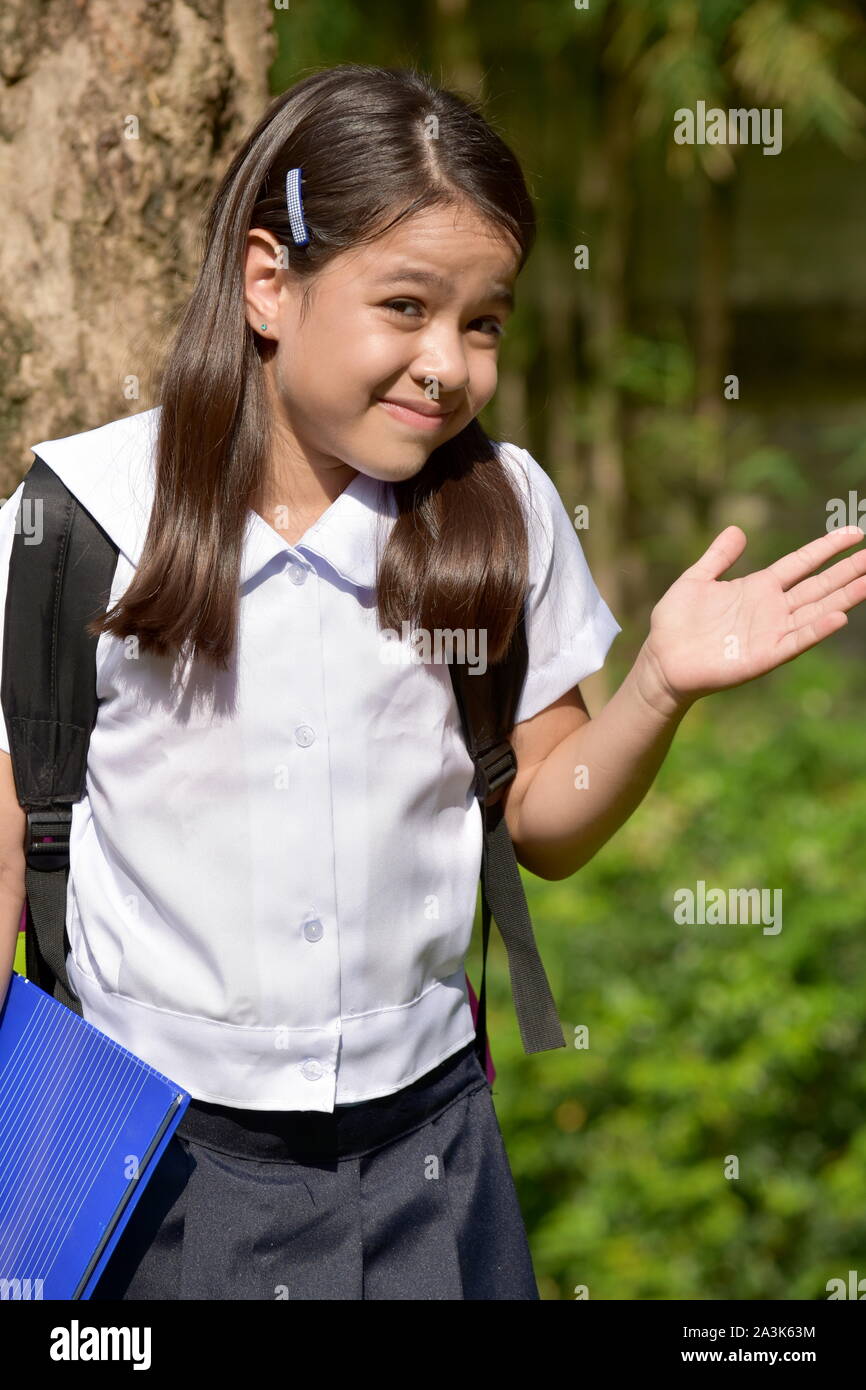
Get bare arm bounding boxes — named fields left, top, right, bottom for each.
left=508, top=640, right=687, bottom=881
left=507, top=521, right=866, bottom=881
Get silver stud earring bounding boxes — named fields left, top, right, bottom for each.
left=260, top=323, right=267, bottom=331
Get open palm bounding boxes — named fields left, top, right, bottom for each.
left=645, top=523, right=866, bottom=708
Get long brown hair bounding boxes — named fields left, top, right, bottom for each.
left=94, top=64, right=536, bottom=670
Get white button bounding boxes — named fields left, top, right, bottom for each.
left=295, top=725, right=315, bottom=747
left=301, top=1058, right=324, bottom=1081
left=286, top=561, right=307, bottom=585
left=303, top=918, right=324, bottom=942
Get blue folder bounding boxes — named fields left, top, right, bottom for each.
left=0, top=972, right=190, bottom=1299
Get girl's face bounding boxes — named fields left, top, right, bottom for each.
left=244, top=203, right=520, bottom=486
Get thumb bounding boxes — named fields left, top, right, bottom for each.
left=686, top=524, right=747, bottom=582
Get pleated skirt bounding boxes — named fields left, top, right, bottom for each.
left=90, top=1038, right=539, bottom=1301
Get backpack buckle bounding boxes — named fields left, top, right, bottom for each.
left=474, top=740, right=517, bottom=804
left=24, top=809, right=72, bottom=870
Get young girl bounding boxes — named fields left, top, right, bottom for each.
left=1, top=63, right=864, bottom=1302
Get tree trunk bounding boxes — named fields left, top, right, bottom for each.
left=579, top=48, right=635, bottom=696
left=537, top=235, right=578, bottom=500
left=0, top=0, right=276, bottom=495
left=694, top=170, right=735, bottom=518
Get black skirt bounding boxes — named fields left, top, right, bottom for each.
left=90, top=1038, right=540, bottom=1301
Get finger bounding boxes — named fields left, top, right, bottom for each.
left=789, top=573, right=866, bottom=631
left=785, top=547, right=866, bottom=614
left=772, top=609, right=849, bottom=669
left=770, top=526, right=864, bottom=592
left=761, top=615, right=848, bottom=677
left=687, top=525, right=748, bottom=581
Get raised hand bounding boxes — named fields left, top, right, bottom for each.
left=642, top=523, right=866, bottom=711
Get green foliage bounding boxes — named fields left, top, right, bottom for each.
left=600, top=0, right=866, bottom=165
left=468, top=645, right=866, bottom=1300
left=612, top=332, right=696, bottom=405
left=727, top=444, right=811, bottom=502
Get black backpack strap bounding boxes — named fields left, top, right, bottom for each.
left=1, top=454, right=119, bottom=1015
left=449, top=608, right=566, bottom=1071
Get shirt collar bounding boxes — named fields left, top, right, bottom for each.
left=28, top=405, right=397, bottom=590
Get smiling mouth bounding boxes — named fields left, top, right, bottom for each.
left=377, top=399, right=456, bottom=430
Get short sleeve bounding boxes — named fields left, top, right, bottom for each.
left=0, top=480, right=26, bottom=756
left=498, top=444, right=622, bottom=725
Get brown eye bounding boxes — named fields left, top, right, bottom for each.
left=383, top=299, right=423, bottom=318
left=474, top=318, right=506, bottom=339
left=384, top=300, right=505, bottom=339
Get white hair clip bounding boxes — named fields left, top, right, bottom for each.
left=285, top=166, right=310, bottom=246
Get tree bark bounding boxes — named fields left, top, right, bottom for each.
left=579, top=45, right=635, bottom=696
left=0, top=0, right=276, bottom=495
left=694, top=170, right=735, bottom=517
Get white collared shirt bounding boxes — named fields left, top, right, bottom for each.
left=0, top=408, right=621, bottom=1111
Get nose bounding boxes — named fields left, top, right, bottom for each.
left=410, top=326, right=471, bottom=401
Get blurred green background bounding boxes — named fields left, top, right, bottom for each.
left=265, top=1, right=866, bottom=1300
